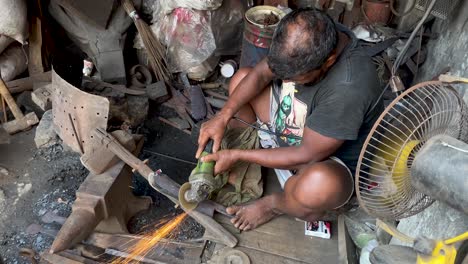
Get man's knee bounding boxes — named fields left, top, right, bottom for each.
left=229, top=67, right=253, bottom=95
left=286, top=163, right=350, bottom=210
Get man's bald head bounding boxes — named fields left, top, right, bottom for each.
left=267, top=8, right=337, bottom=80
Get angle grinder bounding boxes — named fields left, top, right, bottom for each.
left=179, top=140, right=221, bottom=210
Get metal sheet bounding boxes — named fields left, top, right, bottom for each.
left=52, top=69, right=109, bottom=154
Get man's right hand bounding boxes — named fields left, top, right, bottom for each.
left=196, top=112, right=231, bottom=158
left=196, top=59, right=274, bottom=158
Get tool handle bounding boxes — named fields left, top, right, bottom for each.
left=204, top=139, right=214, bottom=154
left=439, top=74, right=468, bottom=84
left=0, top=77, right=24, bottom=119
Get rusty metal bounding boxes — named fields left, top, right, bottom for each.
left=363, top=0, right=391, bottom=25
left=130, top=64, right=152, bottom=88
left=50, top=156, right=152, bottom=253
left=67, top=113, right=83, bottom=154
left=81, top=76, right=146, bottom=96
left=52, top=69, right=109, bottom=153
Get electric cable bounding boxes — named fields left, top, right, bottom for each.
left=392, top=0, right=437, bottom=75
left=368, top=0, right=437, bottom=114
left=232, top=116, right=303, bottom=140
left=389, top=0, right=417, bottom=17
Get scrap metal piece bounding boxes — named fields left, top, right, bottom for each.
left=389, top=75, right=405, bottom=93
left=130, top=64, right=152, bottom=88
left=51, top=69, right=109, bottom=154
left=68, top=114, right=83, bottom=154
left=50, top=160, right=152, bottom=253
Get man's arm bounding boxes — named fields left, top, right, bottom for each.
left=203, top=127, right=345, bottom=174
left=219, top=58, right=274, bottom=120
left=196, top=58, right=275, bottom=157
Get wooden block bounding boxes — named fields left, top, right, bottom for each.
left=3, top=112, right=39, bottom=134
left=208, top=214, right=339, bottom=264
left=338, top=214, right=358, bottom=264
left=0, top=126, right=10, bottom=144
left=31, top=84, right=52, bottom=111
left=28, top=17, right=44, bottom=76
left=6, top=71, right=51, bottom=94
left=146, top=81, right=169, bottom=101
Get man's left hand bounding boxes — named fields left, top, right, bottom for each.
left=201, top=150, right=239, bottom=175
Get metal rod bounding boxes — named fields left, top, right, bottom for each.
left=68, top=113, right=84, bottom=154
left=143, top=150, right=197, bottom=165
left=1, top=95, right=6, bottom=123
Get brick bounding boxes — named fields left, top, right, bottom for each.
left=31, top=83, right=52, bottom=111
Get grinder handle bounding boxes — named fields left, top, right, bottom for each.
left=203, top=139, right=214, bottom=154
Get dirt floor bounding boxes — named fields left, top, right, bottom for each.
left=0, top=117, right=204, bottom=263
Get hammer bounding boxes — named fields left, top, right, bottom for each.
left=0, top=77, right=39, bottom=134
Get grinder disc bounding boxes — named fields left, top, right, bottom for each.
left=178, top=182, right=198, bottom=210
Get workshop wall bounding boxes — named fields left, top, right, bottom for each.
left=415, top=0, right=468, bottom=103
left=391, top=1, right=468, bottom=245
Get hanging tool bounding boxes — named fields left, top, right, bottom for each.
left=178, top=140, right=222, bottom=210
left=0, top=77, right=39, bottom=134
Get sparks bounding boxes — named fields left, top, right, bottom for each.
left=111, top=213, right=188, bottom=264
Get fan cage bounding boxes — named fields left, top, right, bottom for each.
left=415, top=0, right=460, bottom=20
left=355, top=81, right=468, bottom=220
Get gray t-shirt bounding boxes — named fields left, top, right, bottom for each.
left=272, top=24, right=383, bottom=173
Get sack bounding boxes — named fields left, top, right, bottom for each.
left=155, top=0, right=223, bottom=16
left=155, top=8, right=216, bottom=73
left=211, top=0, right=246, bottom=55
left=0, top=0, right=28, bottom=44
left=0, top=35, right=14, bottom=55
left=0, top=44, right=28, bottom=81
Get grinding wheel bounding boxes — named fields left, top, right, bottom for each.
left=216, top=248, right=250, bottom=264
left=178, top=182, right=198, bottom=210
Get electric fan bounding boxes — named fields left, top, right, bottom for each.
left=355, top=80, right=468, bottom=220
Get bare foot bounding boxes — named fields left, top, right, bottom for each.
left=226, top=196, right=280, bottom=231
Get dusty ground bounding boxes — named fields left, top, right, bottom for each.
left=0, top=117, right=203, bottom=263
left=0, top=130, right=87, bottom=264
